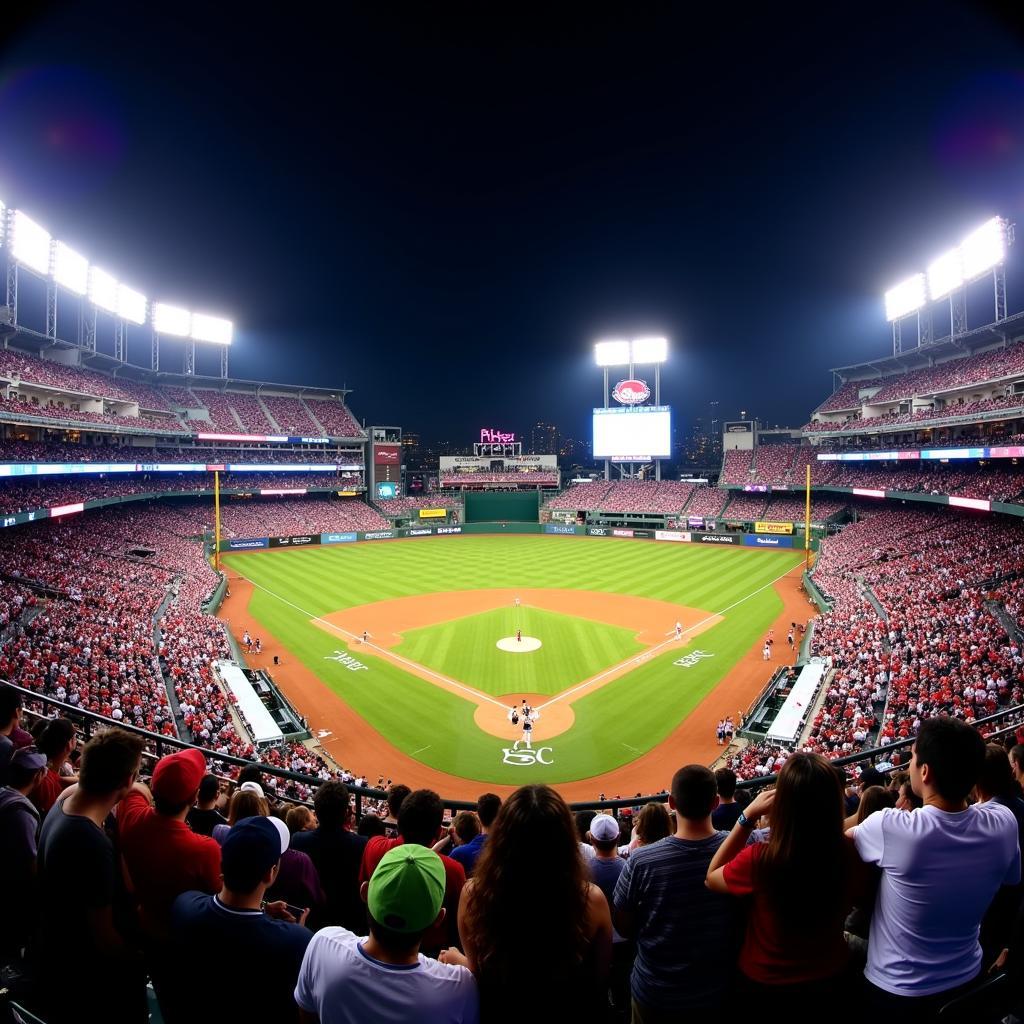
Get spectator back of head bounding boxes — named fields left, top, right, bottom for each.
left=79, top=728, right=145, bottom=796
left=714, top=768, right=737, bottom=800
left=38, top=718, right=75, bottom=761
left=977, top=743, right=1016, bottom=800
left=396, top=789, right=443, bottom=847
left=476, top=792, right=502, bottom=829
left=387, top=783, right=411, bottom=819
left=0, top=684, right=22, bottom=729
left=913, top=717, right=986, bottom=803
left=453, top=810, right=480, bottom=844
left=671, top=764, right=718, bottom=821
left=312, top=780, right=350, bottom=829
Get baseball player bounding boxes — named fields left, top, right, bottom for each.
left=514, top=596, right=521, bottom=608
left=674, top=621, right=682, bottom=640
left=516, top=628, right=522, bottom=643
left=361, top=630, right=369, bottom=645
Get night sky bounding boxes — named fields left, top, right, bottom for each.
left=2, top=4, right=1024, bottom=447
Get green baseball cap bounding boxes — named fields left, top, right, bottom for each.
left=368, top=845, right=446, bottom=933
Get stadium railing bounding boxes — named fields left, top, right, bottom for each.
left=5, top=680, right=1022, bottom=817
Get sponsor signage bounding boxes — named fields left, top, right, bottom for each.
left=587, top=527, right=607, bottom=536
left=376, top=482, right=399, bottom=499
left=196, top=432, right=334, bottom=444
left=418, top=508, right=447, bottom=519
left=612, top=379, right=651, bottom=405
left=948, top=495, right=991, bottom=511
left=725, top=421, right=753, bottom=433
left=363, top=530, right=395, bottom=540
left=260, top=488, right=308, bottom=496
left=269, top=534, right=321, bottom=548
left=632, top=529, right=653, bottom=539
left=0, top=509, right=51, bottom=529
left=754, top=521, right=794, bottom=535
left=407, top=528, right=434, bottom=536
left=695, top=532, right=740, bottom=545
left=374, top=445, right=401, bottom=465
left=321, top=532, right=358, bottom=544
left=743, top=484, right=770, bottom=492
left=0, top=461, right=340, bottom=477
left=743, top=534, right=794, bottom=548
left=228, top=538, right=269, bottom=550
left=654, top=530, right=690, bottom=542
left=612, top=528, right=634, bottom=538
left=337, top=490, right=360, bottom=497
left=49, top=502, right=85, bottom=518
left=852, top=487, right=885, bottom=498
left=479, top=428, right=516, bottom=443
left=687, top=516, right=705, bottom=530
left=921, top=447, right=985, bottom=461
left=436, top=526, right=463, bottom=535
left=544, top=524, right=577, bottom=535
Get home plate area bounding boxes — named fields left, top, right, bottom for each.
left=496, top=636, right=542, bottom=652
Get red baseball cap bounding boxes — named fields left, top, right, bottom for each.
left=151, top=748, right=207, bottom=804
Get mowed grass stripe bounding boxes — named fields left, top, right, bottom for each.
left=224, top=537, right=802, bottom=784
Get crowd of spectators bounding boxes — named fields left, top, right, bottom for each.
left=733, top=508, right=1024, bottom=783
left=759, top=494, right=848, bottom=522
left=0, top=391, right=187, bottom=433
left=818, top=464, right=1024, bottom=502
left=805, top=395, right=1024, bottom=435
left=303, top=399, right=364, bottom=437
left=218, top=497, right=390, bottom=536
left=720, top=448, right=753, bottom=485
left=260, top=394, right=321, bottom=435
left=375, top=495, right=462, bottom=515
left=545, top=480, right=693, bottom=514
left=683, top=484, right=729, bottom=517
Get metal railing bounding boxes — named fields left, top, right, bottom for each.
left=6, top=680, right=1022, bottom=818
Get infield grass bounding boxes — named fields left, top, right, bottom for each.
left=223, top=535, right=803, bottom=784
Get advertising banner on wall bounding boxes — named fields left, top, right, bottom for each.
left=695, top=532, right=740, bottom=545
left=587, top=527, right=607, bottom=536
left=754, top=521, right=794, bottom=535
left=407, top=527, right=434, bottom=536
left=744, top=534, right=795, bottom=548
left=374, top=445, right=401, bottom=465
left=654, top=530, right=691, bottom=543
left=363, top=530, right=395, bottom=541
left=418, top=509, right=447, bottom=519
left=227, top=537, right=269, bottom=550
left=544, top=524, right=577, bottom=535
left=436, top=526, right=463, bottom=535
left=687, top=516, right=705, bottom=530
left=269, top=535, right=321, bottom=548
left=612, top=528, right=634, bottom=538
left=321, top=532, right=358, bottom=544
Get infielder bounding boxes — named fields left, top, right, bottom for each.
left=675, top=621, right=682, bottom=640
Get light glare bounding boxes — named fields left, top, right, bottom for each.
left=594, top=340, right=631, bottom=366
left=630, top=336, right=668, bottom=363
left=153, top=302, right=191, bottom=336
left=117, top=284, right=146, bottom=324
left=927, top=248, right=963, bottom=300
left=191, top=312, right=233, bottom=345
left=89, top=267, right=119, bottom=313
left=960, top=217, right=1005, bottom=280
left=884, top=274, right=926, bottom=321
left=12, top=210, right=51, bottom=274
left=53, top=242, right=89, bottom=295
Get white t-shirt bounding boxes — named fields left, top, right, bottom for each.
left=853, top=803, right=1021, bottom=996
left=295, top=927, right=479, bottom=1024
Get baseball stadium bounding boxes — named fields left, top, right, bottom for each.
left=3, top=6, right=1024, bottom=1024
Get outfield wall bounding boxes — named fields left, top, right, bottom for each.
left=219, top=522, right=819, bottom=551
left=464, top=490, right=540, bottom=523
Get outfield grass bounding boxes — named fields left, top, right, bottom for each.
left=396, top=606, right=644, bottom=697
left=223, top=536, right=803, bottom=784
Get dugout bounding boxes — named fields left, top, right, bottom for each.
left=464, top=490, right=540, bottom=523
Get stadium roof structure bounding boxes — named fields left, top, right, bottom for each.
left=830, top=309, right=1024, bottom=381
left=0, top=322, right=352, bottom=399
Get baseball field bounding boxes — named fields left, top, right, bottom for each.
left=220, top=535, right=807, bottom=797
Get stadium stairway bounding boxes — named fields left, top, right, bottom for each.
left=152, top=580, right=191, bottom=741
left=988, top=597, right=1024, bottom=648
left=257, top=393, right=282, bottom=433
left=301, top=396, right=327, bottom=435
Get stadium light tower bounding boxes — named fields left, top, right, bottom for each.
left=883, top=216, right=1011, bottom=355
left=593, top=335, right=669, bottom=481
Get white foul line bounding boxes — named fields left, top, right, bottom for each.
left=230, top=572, right=510, bottom=710
left=535, top=561, right=804, bottom=712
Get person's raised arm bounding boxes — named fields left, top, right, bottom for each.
left=706, top=789, right=774, bottom=892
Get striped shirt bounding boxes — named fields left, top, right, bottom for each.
left=613, top=833, right=738, bottom=1011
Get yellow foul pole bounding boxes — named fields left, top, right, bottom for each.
left=214, top=470, right=221, bottom=572
left=804, top=462, right=812, bottom=571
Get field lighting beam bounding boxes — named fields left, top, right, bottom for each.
left=884, top=273, right=926, bottom=355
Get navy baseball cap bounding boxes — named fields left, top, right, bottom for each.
left=221, top=816, right=290, bottom=890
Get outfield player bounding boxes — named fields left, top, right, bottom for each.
left=514, top=596, right=521, bottom=608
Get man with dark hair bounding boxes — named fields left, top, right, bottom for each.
left=291, top=780, right=367, bottom=931
left=385, top=782, right=411, bottom=835
left=168, top=816, right=311, bottom=1021
left=450, top=793, right=501, bottom=876
left=296, top=845, right=478, bottom=1024
left=614, top=765, right=738, bottom=1018
left=1010, top=744, right=1024, bottom=791
left=187, top=774, right=228, bottom=836
left=360, top=788, right=466, bottom=955
left=852, top=717, right=1020, bottom=1017
left=32, top=717, right=77, bottom=814
left=0, top=684, right=24, bottom=784
left=117, top=747, right=222, bottom=937
left=0, top=747, right=47, bottom=960
left=711, top=769, right=742, bottom=831
left=32, top=728, right=148, bottom=1023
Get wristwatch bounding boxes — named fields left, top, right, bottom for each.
left=737, top=811, right=755, bottom=829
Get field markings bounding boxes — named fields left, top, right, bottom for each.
left=534, top=561, right=804, bottom=712
left=233, top=574, right=510, bottom=711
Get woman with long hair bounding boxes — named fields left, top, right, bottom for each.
left=706, top=753, right=860, bottom=1016
left=619, top=801, right=672, bottom=856
left=439, top=784, right=612, bottom=1022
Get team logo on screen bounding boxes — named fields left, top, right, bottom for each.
left=612, top=379, right=651, bottom=405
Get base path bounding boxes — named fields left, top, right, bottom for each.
left=218, top=570, right=810, bottom=801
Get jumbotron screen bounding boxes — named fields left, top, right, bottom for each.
left=592, top=406, right=672, bottom=460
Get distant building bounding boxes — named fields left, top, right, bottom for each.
left=532, top=421, right=558, bottom=454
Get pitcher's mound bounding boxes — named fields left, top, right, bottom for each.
left=497, top=636, right=542, bottom=653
